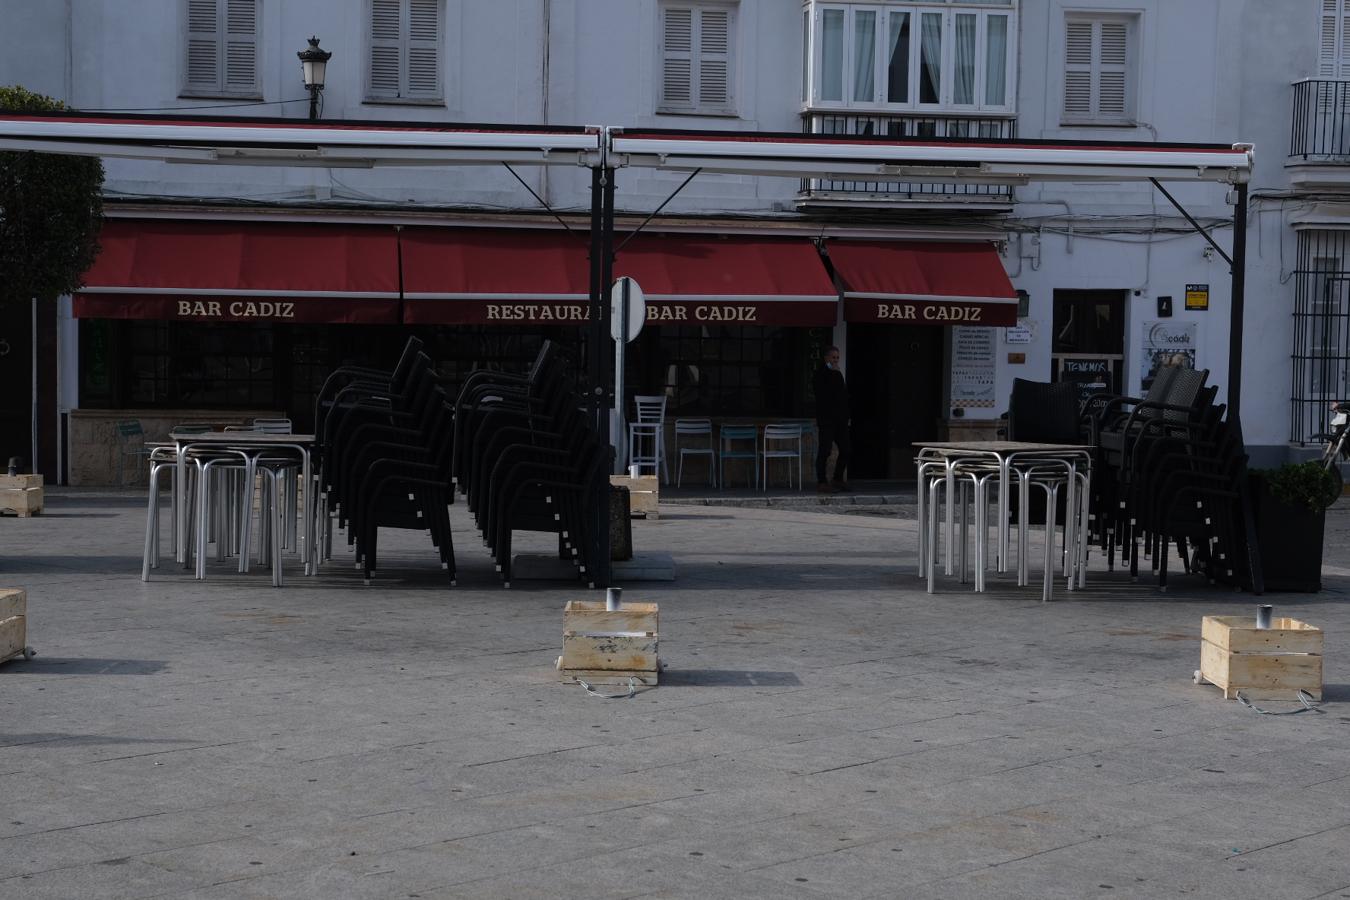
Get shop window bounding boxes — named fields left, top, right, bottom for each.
left=659, top=2, right=737, bottom=115
left=805, top=1, right=1015, bottom=112
left=627, top=325, right=829, bottom=417
left=367, top=0, right=444, bottom=103
left=184, top=0, right=260, bottom=97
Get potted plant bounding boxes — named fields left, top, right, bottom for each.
left=1249, top=462, right=1340, bottom=592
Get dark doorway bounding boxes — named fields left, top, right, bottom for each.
left=0, top=302, right=32, bottom=471
left=846, top=323, right=945, bottom=480
left=1051, top=289, right=1126, bottom=404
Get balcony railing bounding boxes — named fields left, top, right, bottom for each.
left=799, top=111, right=1017, bottom=203
left=1290, top=79, right=1350, bottom=161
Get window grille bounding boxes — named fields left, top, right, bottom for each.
left=1292, top=230, right=1350, bottom=443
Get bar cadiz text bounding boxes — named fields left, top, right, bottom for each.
left=177, top=300, right=296, bottom=319
left=874, top=303, right=985, bottom=323
left=484, top=304, right=759, bottom=322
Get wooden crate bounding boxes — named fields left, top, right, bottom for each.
left=0, top=474, right=43, bottom=517
left=1197, top=615, right=1322, bottom=700
left=0, top=588, right=32, bottom=666
left=609, top=475, right=659, bottom=519
left=559, top=600, right=659, bottom=685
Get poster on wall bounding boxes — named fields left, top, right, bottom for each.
left=1140, top=320, right=1198, bottom=392
left=951, top=326, right=997, bottom=409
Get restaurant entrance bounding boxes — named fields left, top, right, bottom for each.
left=0, top=301, right=31, bottom=471
left=846, top=323, right=945, bottom=480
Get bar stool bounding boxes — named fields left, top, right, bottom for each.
left=628, top=395, right=669, bottom=482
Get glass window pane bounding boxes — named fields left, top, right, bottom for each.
left=853, top=10, right=876, bottom=102
left=822, top=9, right=845, bottom=101
left=886, top=11, right=910, bottom=103
left=919, top=12, right=942, bottom=103
left=985, top=15, right=1008, bottom=106
left=954, top=13, right=976, bottom=104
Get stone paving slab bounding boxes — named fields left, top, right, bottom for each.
left=2, top=493, right=1349, bottom=899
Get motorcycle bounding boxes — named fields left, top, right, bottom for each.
left=1316, top=401, right=1350, bottom=496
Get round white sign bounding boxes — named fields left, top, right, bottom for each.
left=610, top=276, right=646, bottom=343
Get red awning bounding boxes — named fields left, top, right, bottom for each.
left=400, top=228, right=839, bottom=326
left=826, top=240, right=1017, bottom=327
left=74, top=219, right=401, bottom=323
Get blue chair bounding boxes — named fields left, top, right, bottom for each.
left=719, top=425, right=758, bottom=489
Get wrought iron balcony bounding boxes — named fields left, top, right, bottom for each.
left=1290, top=79, right=1350, bottom=161
left=798, top=111, right=1017, bottom=206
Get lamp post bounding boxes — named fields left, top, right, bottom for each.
left=297, top=36, right=332, bottom=120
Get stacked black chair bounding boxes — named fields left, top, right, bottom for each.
left=1083, top=367, right=1260, bottom=589
left=312, top=337, right=458, bottom=584
left=451, top=341, right=611, bottom=587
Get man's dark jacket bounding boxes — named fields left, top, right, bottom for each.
left=814, top=364, right=849, bottom=423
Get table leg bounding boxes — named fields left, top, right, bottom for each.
left=998, top=457, right=1011, bottom=574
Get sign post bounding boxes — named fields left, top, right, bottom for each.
left=610, top=276, right=646, bottom=474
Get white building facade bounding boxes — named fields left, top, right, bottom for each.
left=0, top=0, right=1341, bottom=481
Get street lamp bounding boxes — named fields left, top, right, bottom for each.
left=298, top=36, right=332, bottom=120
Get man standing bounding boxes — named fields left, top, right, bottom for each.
left=813, top=345, right=851, bottom=493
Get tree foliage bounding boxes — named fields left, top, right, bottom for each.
left=0, top=85, right=105, bottom=306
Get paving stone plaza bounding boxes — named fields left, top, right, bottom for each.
left=3, top=491, right=1349, bottom=899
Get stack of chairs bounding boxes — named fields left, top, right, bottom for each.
left=312, top=337, right=458, bottom=584
left=1084, top=367, right=1259, bottom=589
left=451, top=341, right=612, bottom=587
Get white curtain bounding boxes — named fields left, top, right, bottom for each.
left=919, top=13, right=942, bottom=103
left=985, top=15, right=1008, bottom=106
left=853, top=11, right=876, bottom=102
left=822, top=9, right=844, bottom=101
left=954, top=14, right=976, bottom=104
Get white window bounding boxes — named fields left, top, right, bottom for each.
left=1319, top=0, right=1350, bottom=78
left=805, top=2, right=1014, bottom=112
left=367, top=0, right=443, bottom=103
left=1062, top=14, right=1136, bottom=124
left=184, top=0, right=259, bottom=97
left=659, top=2, right=737, bottom=116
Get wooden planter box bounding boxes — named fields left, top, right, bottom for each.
left=558, top=600, right=659, bottom=685
left=1197, top=615, right=1322, bottom=700
left=1, top=588, right=34, bottom=666
left=0, top=474, right=43, bottom=518
left=609, top=475, right=659, bottom=519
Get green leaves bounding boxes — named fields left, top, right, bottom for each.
left=0, top=85, right=105, bottom=306
left=1261, top=461, right=1340, bottom=512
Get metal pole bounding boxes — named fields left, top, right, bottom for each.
left=1228, top=182, right=1248, bottom=421
left=587, top=163, right=615, bottom=587
left=308, top=87, right=318, bottom=121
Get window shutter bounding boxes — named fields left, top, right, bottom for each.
left=406, top=0, right=440, bottom=96
left=370, top=0, right=403, bottom=96
left=223, top=0, right=257, bottom=91
left=1320, top=0, right=1340, bottom=77
left=1063, top=20, right=1092, bottom=118
left=1097, top=21, right=1128, bottom=118
left=663, top=7, right=694, bottom=107
left=698, top=8, right=731, bottom=108
left=186, top=0, right=221, bottom=91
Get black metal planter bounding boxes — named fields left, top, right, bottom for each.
left=1250, top=472, right=1326, bottom=593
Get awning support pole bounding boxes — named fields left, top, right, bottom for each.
left=587, top=160, right=616, bottom=588
left=614, top=167, right=702, bottom=255
left=1228, top=181, right=1248, bottom=422
left=502, top=163, right=587, bottom=243
left=1148, top=177, right=1233, bottom=267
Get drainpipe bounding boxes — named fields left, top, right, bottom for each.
left=540, top=0, right=551, bottom=205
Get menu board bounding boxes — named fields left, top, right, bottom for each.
left=951, top=327, right=997, bottom=409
